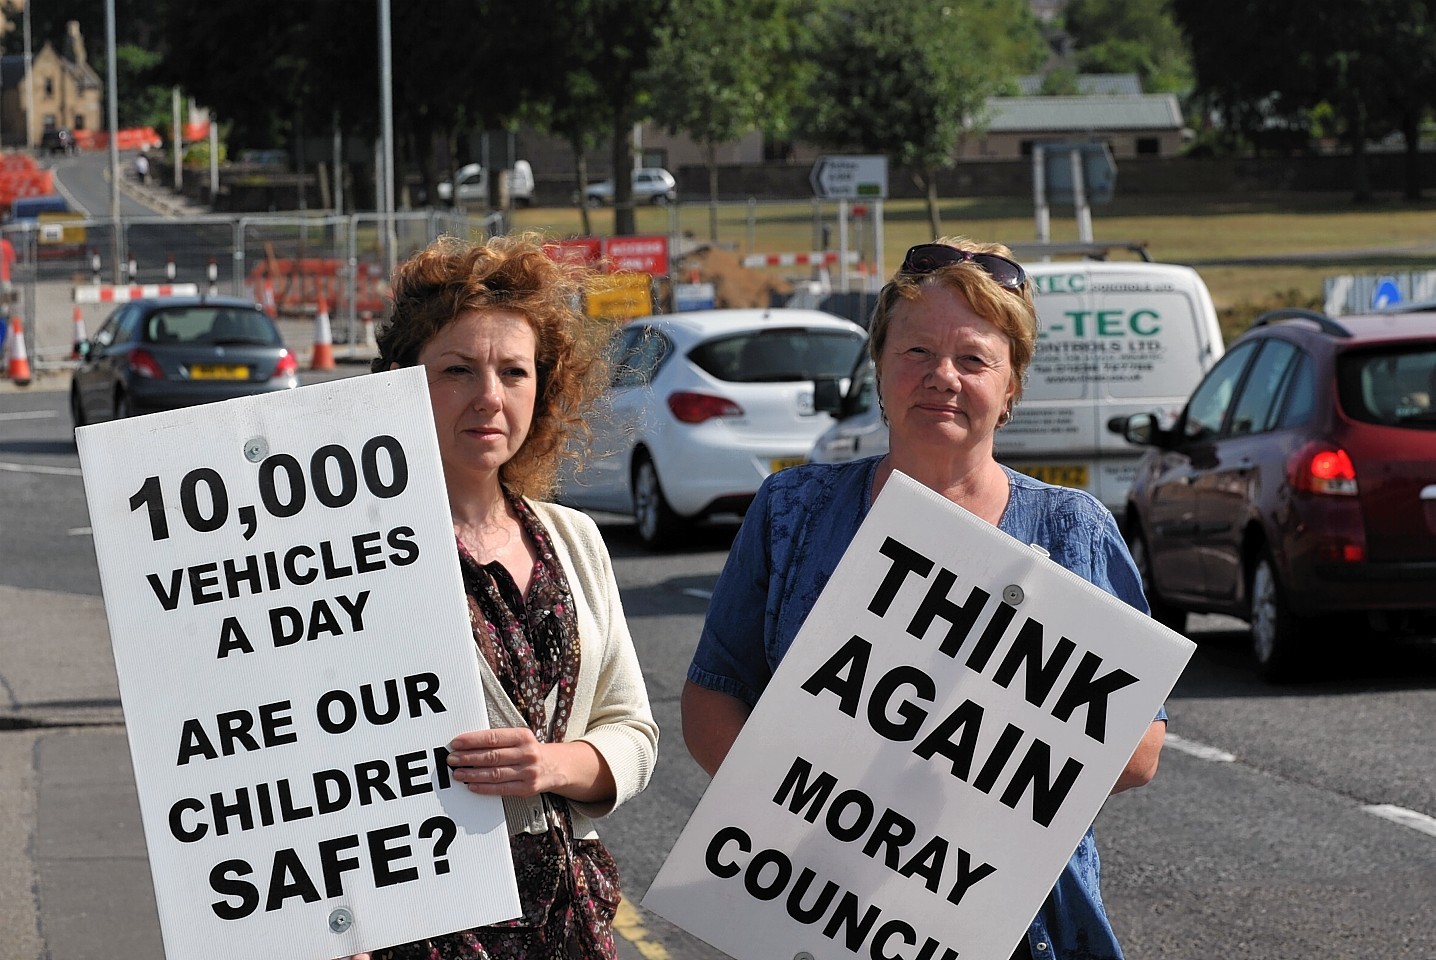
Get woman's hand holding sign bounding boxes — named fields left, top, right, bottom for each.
left=446, top=728, right=616, bottom=805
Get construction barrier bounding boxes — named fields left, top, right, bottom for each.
left=73, top=283, right=200, bottom=304
left=72, top=127, right=163, bottom=152
left=246, top=258, right=388, bottom=318
left=741, top=251, right=861, bottom=268
left=0, top=169, right=55, bottom=209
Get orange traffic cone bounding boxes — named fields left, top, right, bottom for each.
left=310, top=294, right=336, bottom=371
left=6, top=314, right=31, bottom=386
left=71, top=305, right=87, bottom=359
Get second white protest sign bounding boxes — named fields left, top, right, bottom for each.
left=645, top=471, right=1195, bottom=960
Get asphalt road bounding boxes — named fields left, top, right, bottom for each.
left=2, top=379, right=1435, bottom=958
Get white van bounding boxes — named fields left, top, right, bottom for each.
left=436, top=160, right=534, bottom=207
left=810, top=260, right=1227, bottom=512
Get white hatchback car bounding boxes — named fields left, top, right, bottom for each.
left=560, top=308, right=867, bottom=547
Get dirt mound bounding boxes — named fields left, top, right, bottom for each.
left=674, top=244, right=794, bottom=309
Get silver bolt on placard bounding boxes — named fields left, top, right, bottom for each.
left=1003, top=584, right=1025, bottom=605
left=243, top=436, right=269, bottom=462
left=328, top=907, right=353, bottom=933
left=794, top=953, right=816, bottom=960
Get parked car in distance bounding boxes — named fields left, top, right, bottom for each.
left=559, top=308, right=866, bottom=547
left=811, top=259, right=1227, bottom=514
left=436, top=160, right=534, bottom=207
left=584, top=167, right=677, bottom=207
left=71, top=297, right=299, bottom=426
left=1111, top=307, right=1436, bottom=680
left=40, top=127, right=76, bottom=155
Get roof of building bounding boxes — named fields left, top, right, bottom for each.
left=1015, top=73, right=1144, bottom=96
left=985, top=93, right=1184, bottom=133
left=0, top=47, right=101, bottom=91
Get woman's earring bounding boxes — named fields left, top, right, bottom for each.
left=998, top=405, right=1013, bottom=427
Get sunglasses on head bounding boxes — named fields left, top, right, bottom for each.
left=898, top=243, right=1028, bottom=291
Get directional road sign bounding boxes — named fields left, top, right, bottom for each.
left=809, top=155, right=889, bottom=200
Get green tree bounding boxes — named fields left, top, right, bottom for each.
left=793, top=0, right=1045, bottom=237
left=645, top=0, right=803, bottom=240
left=1062, top=0, right=1192, bottom=94
left=1173, top=0, right=1436, bottom=200
left=521, top=0, right=672, bottom=236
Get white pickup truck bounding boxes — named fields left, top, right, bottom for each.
left=436, top=160, right=534, bottom=207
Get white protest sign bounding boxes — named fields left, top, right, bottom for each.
left=76, top=368, right=520, bottom=960
left=644, top=471, right=1194, bottom=960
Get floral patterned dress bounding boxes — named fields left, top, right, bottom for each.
left=373, top=492, right=622, bottom=960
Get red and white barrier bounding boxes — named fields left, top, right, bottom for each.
left=741, top=251, right=860, bottom=268
left=73, top=283, right=200, bottom=304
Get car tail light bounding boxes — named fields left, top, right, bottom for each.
left=272, top=349, right=298, bottom=379
left=667, top=391, right=743, bottom=424
left=1287, top=442, right=1358, bottom=496
left=127, top=349, right=164, bottom=379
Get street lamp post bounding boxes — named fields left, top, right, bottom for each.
left=105, top=0, right=122, bottom=281
left=378, top=0, right=396, bottom=277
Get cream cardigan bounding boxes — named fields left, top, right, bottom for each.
left=473, top=499, right=658, bottom=840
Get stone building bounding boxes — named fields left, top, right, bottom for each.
left=0, top=20, right=102, bottom=148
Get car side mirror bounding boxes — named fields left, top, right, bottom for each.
left=76, top=339, right=91, bottom=360
left=1110, top=412, right=1159, bottom=446
left=813, top=377, right=844, bottom=416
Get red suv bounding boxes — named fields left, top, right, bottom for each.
left=1112, top=307, right=1436, bottom=680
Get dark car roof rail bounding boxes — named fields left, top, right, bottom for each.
left=1007, top=240, right=1152, bottom=262
left=1248, top=308, right=1353, bottom=338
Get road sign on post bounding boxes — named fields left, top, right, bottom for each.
left=808, top=155, right=889, bottom=200
left=1040, top=142, right=1117, bottom=205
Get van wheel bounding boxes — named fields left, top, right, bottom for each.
left=632, top=454, right=684, bottom=549
left=1129, top=531, right=1187, bottom=633
left=1249, top=552, right=1306, bottom=682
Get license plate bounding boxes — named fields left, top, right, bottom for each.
left=190, top=364, right=250, bottom=380
left=770, top=456, right=806, bottom=473
left=1013, top=463, right=1089, bottom=489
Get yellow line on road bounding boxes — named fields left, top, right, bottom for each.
left=614, top=899, right=671, bottom=960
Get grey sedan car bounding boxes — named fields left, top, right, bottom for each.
left=70, top=297, right=299, bottom=425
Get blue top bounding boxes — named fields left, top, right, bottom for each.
left=689, top=455, right=1161, bottom=960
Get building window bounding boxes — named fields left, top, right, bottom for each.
left=44, top=78, right=54, bottom=98
left=1136, top=137, right=1160, bottom=155
left=74, top=115, right=85, bottom=131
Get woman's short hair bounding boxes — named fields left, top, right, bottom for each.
left=373, top=232, right=614, bottom=499
left=868, top=236, right=1038, bottom=406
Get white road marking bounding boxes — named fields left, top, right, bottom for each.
left=1362, top=804, right=1436, bottom=839
left=67, top=526, right=92, bottom=536
left=1164, top=732, right=1237, bottom=763
left=682, top=588, right=713, bottom=600
left=0, top=461, right=82, bottom=477
left=1164, top=736, right=1436, bottom=838
left=0, top=410, right=56, bottom=422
